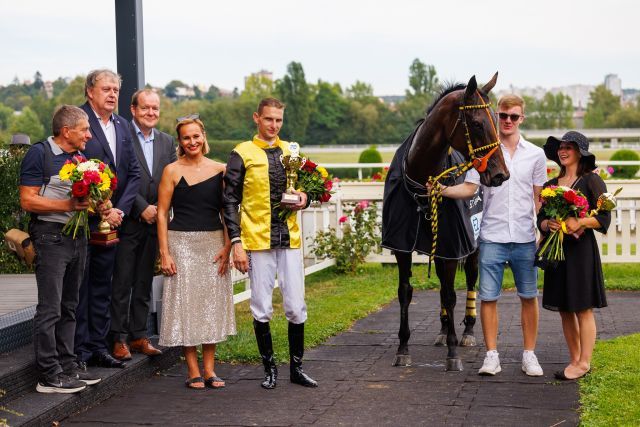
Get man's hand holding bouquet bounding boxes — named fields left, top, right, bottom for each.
left=59, top=155, right=118, bottom=239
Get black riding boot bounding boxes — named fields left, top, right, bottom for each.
left=288, top=322, right=318, bottom=387
left=254, top=320, right=278, bottom=389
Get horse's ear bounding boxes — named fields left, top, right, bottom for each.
left=482, top=72, right=499, bottom=93
left=464, top=75, right=477, bottom=101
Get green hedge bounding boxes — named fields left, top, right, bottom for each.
left=0, top=147, right=32, bottom=273
left=610, top=149, right=640, bottom=179
left=358, top=145, right=383, bottom=178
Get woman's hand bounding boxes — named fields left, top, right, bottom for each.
left=564, top=217, right=582, bottom=234
left=161, top=253, right=177, bottom=276
left=214, top=246, right=231, bottom=276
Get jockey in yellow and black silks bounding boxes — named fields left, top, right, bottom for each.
left=223, top=97, right=318, bottom=390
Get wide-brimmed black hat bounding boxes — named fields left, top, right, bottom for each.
left=543, top=131, right=596, bottom=171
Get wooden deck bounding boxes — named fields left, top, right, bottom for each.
left=0, top=274, right=37, bottom=315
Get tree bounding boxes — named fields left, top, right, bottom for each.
left=525, top=92, right=574, bottom=129
left=240, top=74, right=274, bottom=103
left=55, top=76, right=85, bottom=106
left=8, top=107, right=45, bottom=142
left=584, top=85, right=621, bottom=128
left=204, top=85, right=221, bottom=101
left=407, top=58, right=439, bottom=97
left=33, top=71, right=44, bottom=91
left=306, top=81, right=348, bottom=145
left=346, top=81, right=375, bottom=101
left=163, top=80, right=188, bottom=99
left=276, top=62, right=311, bottom=142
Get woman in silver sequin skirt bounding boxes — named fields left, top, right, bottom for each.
left=157, top=116, right=236, bottom=389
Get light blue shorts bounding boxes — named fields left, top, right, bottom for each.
left=478, top=241, right=538, bottom=301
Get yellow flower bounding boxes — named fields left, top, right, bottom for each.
left=317, top=166, right=328, bottom=179
left=541, top=188, right=556, bottom=198
left=59, top=163, right=76, bottom=181
left=99, top=172, right=111, bottom=191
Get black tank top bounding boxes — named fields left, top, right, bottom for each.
left=168, top=174, right=224, bottom=232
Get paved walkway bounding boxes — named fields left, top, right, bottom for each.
left=64, top=290, right=640, bottom=426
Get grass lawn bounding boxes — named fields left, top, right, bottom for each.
left=580, top=333, right=640, bottom=426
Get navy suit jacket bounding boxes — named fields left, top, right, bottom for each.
left=80, top=102, right=141, bottom=220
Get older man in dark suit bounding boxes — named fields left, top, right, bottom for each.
left=110, top=89, right=176, bottom=360
left=75, top=69, right=141, bottom=369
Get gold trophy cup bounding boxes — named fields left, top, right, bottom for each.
left=280, top=142, right=306, bottom=206
left=89, top=197, right=120, bottom=246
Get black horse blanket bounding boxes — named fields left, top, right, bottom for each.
left=381, top=128, right=482, bottom=260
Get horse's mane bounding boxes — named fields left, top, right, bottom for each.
left=426, top=82, right=466, bottom=115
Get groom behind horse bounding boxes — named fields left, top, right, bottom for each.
left=439, top=94, right=547, bottom=377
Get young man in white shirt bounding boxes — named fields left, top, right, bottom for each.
left=439, top=94, right=547, bottom=376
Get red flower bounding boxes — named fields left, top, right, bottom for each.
left=372, top=172, right=382, bottom=181
left=98, top=162, right=105, bottom=172
left=110, top=176, right=118, bottom=191
left=563, top=190, right=577, bottom=204
left=72, top=181, right=89, bottom=198
left=339, top=215, right=348, bottom=223
left=320, top=192, right=331, bottom=202
left=82, top=170, right=101, bottom=185
left=304, top=160, right=317, bottom=170
left=324, top=179, right=333, bottom=190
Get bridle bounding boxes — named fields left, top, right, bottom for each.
left=423, top=90, right=502, bottom=276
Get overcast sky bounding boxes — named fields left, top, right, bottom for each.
left=1, top=0, right=638, bottom=95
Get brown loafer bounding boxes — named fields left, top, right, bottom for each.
left=112, top=342, right=132, bottom=361
left=129, top=338, right=163, bottom=356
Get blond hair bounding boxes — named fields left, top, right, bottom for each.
left=498, top=94, right=525, bottom=114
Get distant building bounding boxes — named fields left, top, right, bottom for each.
left=604, top=74, right=622, bottom=97
left=497, top=84, right=594, bottom=109
left=43, top=81, right=54, bottom=99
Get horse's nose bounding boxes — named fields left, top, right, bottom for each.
left=490, top=173, right=508, bottom=187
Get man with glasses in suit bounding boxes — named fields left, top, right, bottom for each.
left=438, top=94, right=547, bottom=377
left=110, top=89, right=176, bottom=361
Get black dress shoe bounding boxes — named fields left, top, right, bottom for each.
left=89, top=352, right=127, bottom=369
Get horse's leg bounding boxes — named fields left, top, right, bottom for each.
left=394, top=251, right=413, bottom=367
left=435, top=258, right=463, bottom=371
left=460, top=248, right=479, bottom=347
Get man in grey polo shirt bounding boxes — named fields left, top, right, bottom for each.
left=20, top=105, right=101, bottom=393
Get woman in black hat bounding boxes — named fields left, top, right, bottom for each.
left=537, top=131, right=610, bottom=381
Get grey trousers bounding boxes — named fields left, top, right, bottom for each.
left=31, top=220, right=87, bottom=381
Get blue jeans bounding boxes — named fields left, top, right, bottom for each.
left=478, top=241, right=538, bottom=301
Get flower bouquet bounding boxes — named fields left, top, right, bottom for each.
left=536, top=186, right=622, bottom=269
left=535, top=186, right=589, bottom=268
left=279, top=157, right=333, bottom=220
left=59, top=156, right=117, bottom=240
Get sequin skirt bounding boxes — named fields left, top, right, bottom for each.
left=159, top=230, right=236, bottom=347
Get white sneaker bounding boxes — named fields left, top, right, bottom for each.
left=478, top=351, right=501, bottom=376
left=522, top=351, right=544, bottom=376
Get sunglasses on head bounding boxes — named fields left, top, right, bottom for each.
left=498, top=112, right=521, bottom=121
left=176, top=113, right=199, bottom=123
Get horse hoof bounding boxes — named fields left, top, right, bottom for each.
left=460, top=334, right=476, bottom=347
left=393, top=354, right=412, bottom=366
left=434, top=334, right=447, bottom=347
left=446, top=358, right=463, bottom=372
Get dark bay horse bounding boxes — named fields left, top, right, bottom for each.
left=382, top=73, right=509, bottom=371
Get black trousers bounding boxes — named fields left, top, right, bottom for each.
left=110, top=217, right=157, bottom=342
left=31, top=220, right=87, bottom=381
left=74, top=239, right=117, bottom=361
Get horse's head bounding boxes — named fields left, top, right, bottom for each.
left=448, top=73, right=510, bottom=187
